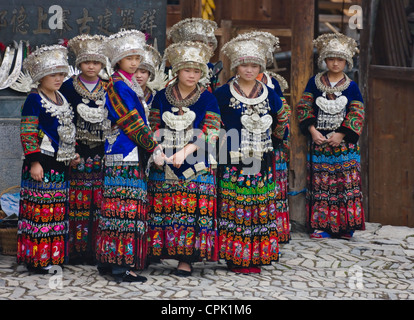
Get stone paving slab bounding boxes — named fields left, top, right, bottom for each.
left=1, top=223, right=414, bottom=300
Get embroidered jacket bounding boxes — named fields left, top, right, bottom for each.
left=296, top=75, right=365, bottom=144
left=149, top=87, right=221, bottom=180
left=20, top=89, right=70, bottom=163
left=258, top=72, right=291, bottom=141
left=105, top=72, right=158, bottom=160
left=213, top=81, right=287, bottom=158
left=59, top=76, right=108, bottom=151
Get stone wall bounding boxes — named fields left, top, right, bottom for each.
left=0, top=119, right=22, bottom=193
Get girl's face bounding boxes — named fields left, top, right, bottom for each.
left=325, top=57, right=347, bottom=74
left=118, top=55, right=141, bottom=74
left=177, top=68, right=202, bottom=88
left=39, top=73, right=66, bottom=92
left=79, top=61, right=102, bottom=79
left=237, top=63, right=261, bottom=82
left=134, top=68, right=150, bottom=87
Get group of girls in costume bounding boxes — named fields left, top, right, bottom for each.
left=16, top=16, right=365, bottom=282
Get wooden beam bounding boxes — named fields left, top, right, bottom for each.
left=233, top=28, right=292, bottom=38
left=289, top=0, right=315, bottom=227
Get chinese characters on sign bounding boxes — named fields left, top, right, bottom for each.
left=0, top=1, right=166, bottom=50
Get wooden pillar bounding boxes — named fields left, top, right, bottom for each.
left=359, top=0, right=379, bottom=222
left=288, top=0, right=315, bottom=228
left=217, top=20, right=233, bottom=85
left=181, top=0, right=202, bottom=19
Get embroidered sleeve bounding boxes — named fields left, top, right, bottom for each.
left=107, top=79, right=159, bottom=152
left=149, top=108, right=161, bottom=133
left=296, top=91, right=317, bottom=136
left=116, top=109, right=157, bottom=152
left=342, top=100, right=365, bottom=136
left=273, top=98, right=291, bottom=140
left=198, top=111, right=221, bottom=145
left=336, top=100, right=365, bottom=144
left=21, top=115, right=41, bottom=156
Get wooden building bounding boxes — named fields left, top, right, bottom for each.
left=167, top=0, right=414, bottom=228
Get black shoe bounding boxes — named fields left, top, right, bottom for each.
left=114, top=271, right=147, bottom=283
left=97, top=266, right=111, bottom=275
left=174, top=265, right=193, bottom=277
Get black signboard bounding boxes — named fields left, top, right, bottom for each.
left=0, top=0, right=167, bottom=51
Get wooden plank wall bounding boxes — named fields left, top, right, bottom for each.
left=368, top=66, right=414, bottom=227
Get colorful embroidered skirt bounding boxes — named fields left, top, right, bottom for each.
left=147, top=167, right=218, bottom=263
left=274, top=146, right=290, bottom=243
left=68, top=147, right=104, bottom=264
left=307, top=141, right=365, bottom=235
left=17, top=157, right=69, bottom=268
left=95, top=163, right=148, bottom=270
left=217, top=152, right=280, bottom=268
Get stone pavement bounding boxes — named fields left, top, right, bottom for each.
left=1, top=223, right=414, bottom=301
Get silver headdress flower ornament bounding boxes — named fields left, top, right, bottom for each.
left=67, top=34, right=107, bottom=68
left=221, top=33, right=269, bottom=73
left=105, top=29, right=146, bottom=68
left=164, top=41, right=213, bottom=79
left=23, top=45, right=69, bottom=83
left=313, top=33, right=359, bottom=70
left=139, top=44, right=162, bottom=81
left=241, top=31, right=280, bottom=67
left=168, top=18, right=218, bottom=51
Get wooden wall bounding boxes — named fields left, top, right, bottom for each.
left=361, top=0, right=414, bottom=227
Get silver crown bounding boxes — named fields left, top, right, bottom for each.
left=105, top=29, right=146, bottom=67
left=67, top=34, right=107, bottom=67
left=164, top=41, right=213, bottom=78
left=23, top=45, right=69, bottom=83
left=314, top=33, right=359, bottom=70
left=222, top=33, right=269, bottom=73
left=241, top=31, right=280, bottom=67
left=139, top=45, right=162, bottom=81
left=168, top=18, right=218, bottom=50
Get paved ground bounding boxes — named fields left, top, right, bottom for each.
left=1, top=222, right=414, bottom=301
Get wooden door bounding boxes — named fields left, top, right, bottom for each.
left=368, top=66, right=414, bottom=227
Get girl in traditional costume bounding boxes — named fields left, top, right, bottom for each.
left=95, top=30, right=164, bottom=283
left=60, top=34, right=110, bottom=264
left=147, top=41, right=221, bottom=277
left=296, top=33, right=365, bottom=239
left=134, top=44, right=162, bottom=119
left=243, top=31, right=291, bottom=244
left=214, top=33, right=289, bottom=274
left=168, top=18, right=219, bottom=91
left=18, top=45, right=80, bottom=273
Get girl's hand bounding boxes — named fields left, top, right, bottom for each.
left=167, top=149, right=186, bottom=169
left=30, top=161, right=44, bottom=182
left=70, top=153, right=81, bottom=167
left=326, top=132, right=345, bottom=148
left=166, top=144, right=199, bottom=169
left=153, top=148, right=166, bottom=166
left=309, top=125, right=327, bottom=146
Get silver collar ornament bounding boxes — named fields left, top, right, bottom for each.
left=39, top=91, right=76, bottom=164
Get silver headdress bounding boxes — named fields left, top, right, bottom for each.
left=23, top=45, right=69, bottom=83
left=168, top=18, right=218, bottom=50
left=241, top=31, right=280, bottom=67
left=105, top=29, right=146, bottom=67
left=314, top=33, right=359, bottom=70
left=221, top=33, right=268, bottom=73
left=139, top=44, right=162, bottom=81
left=164, top=41, right=213, bottom=78
left=67, top=34, right=107, bottom=68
